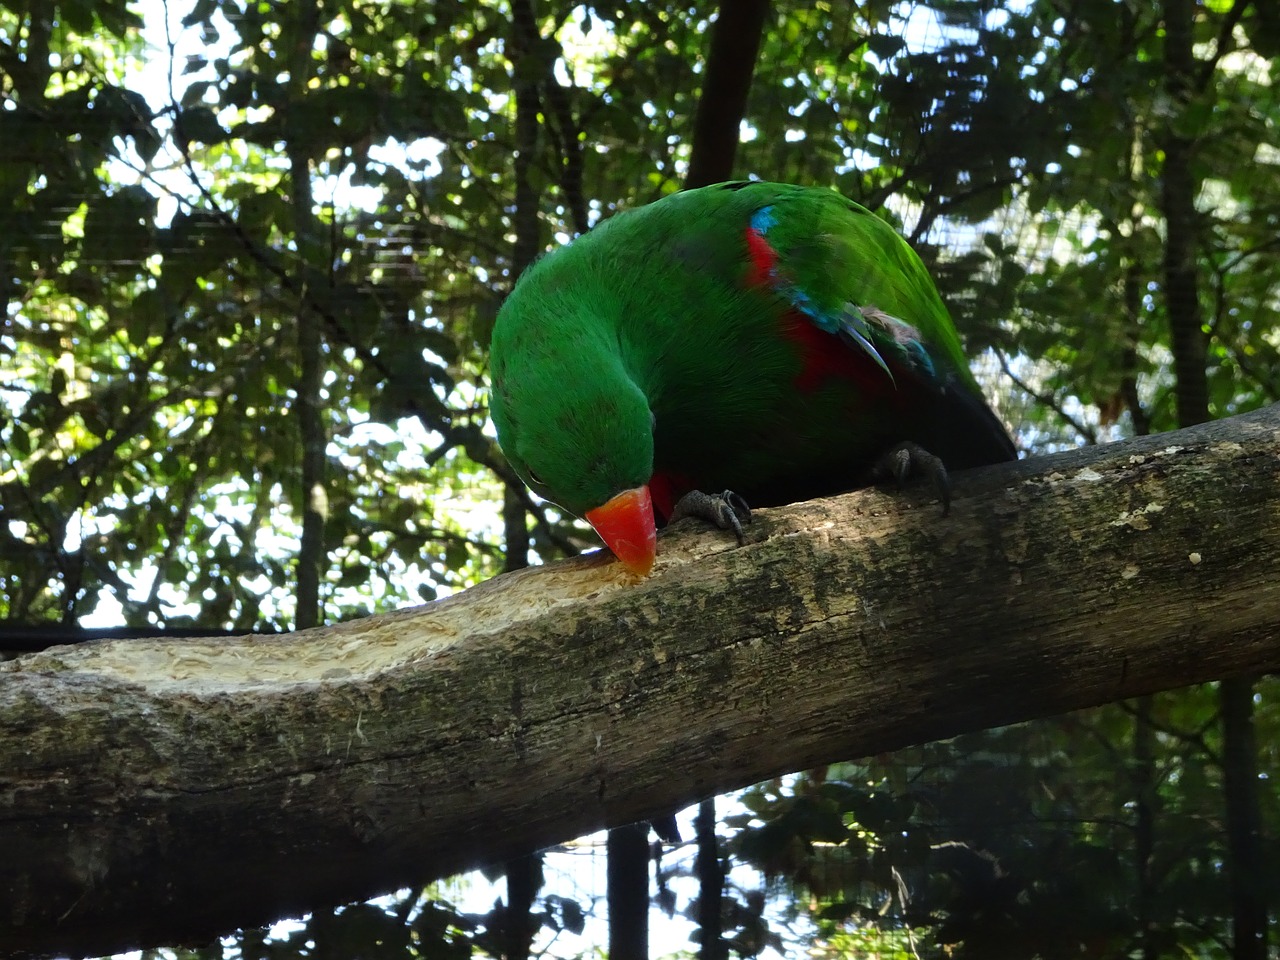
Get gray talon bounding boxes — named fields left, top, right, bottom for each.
left=669, top=489, right=753, bottom=543
left=873, top=441, right=951, bottom=515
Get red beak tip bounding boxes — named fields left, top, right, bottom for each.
left=586, top=485, right=658, bottom=578
left=616, top=547, right=655, bottom=578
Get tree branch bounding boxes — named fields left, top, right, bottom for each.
left=4, top=405, right=1280, bottom=958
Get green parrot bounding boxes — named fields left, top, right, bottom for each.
left=489, top=180, right=1015, bottom=575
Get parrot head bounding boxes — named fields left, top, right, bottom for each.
left=490, top=328, right=659, bottom=576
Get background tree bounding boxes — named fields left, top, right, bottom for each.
left=2, top=0, right=1276, bottom=956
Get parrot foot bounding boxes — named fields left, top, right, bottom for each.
left=669, top=489, right=753, bottom=543
left=873, top=442, right=951, bottom=515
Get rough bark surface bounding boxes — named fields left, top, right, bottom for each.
left=4, top=406, right=1280, bottom=958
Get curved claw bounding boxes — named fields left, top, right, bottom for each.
left=873, top=441, right=951, bottom=515
left=669, top=489, right=753, bottom=544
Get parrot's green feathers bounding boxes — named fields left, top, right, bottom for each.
left=490, top=305, right=654, bottom=517
left=489, top=180, right=1014, bottom=524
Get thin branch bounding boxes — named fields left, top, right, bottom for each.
left=995, top=349, right=1099, bottom=444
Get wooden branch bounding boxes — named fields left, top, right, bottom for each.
left=5, top=405, right=1280, bottom=958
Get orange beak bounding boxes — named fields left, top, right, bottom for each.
left=585, top=485, right=657, bottom=576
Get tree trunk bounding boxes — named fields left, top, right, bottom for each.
left=503, top=854, right=540, bottom=960
left=1160, top=0, right=1208, bottom=429
left=1133, top=694, right=1158, bottom=960
left=607, top=824, right=650, bottom=960
left=286, top=0, right=326, bottom=630
left=1220, top=675, right=1268, bottom=960
left=4, top=407, right=1280, bottom=958
left=684, top=0, right=770, bottom=188
left=696, top=799, right=727, bottom=960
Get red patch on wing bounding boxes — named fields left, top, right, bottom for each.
left=648, top=470, right=694, bottom=525
left=746, top=225, right=903, bottom=403
left=779, top=310, right=909, bottom=406
left=744, top=227, right=778, bottom=288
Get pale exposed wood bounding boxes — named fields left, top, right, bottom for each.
left=3, top=404, right=1280, bottom=958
